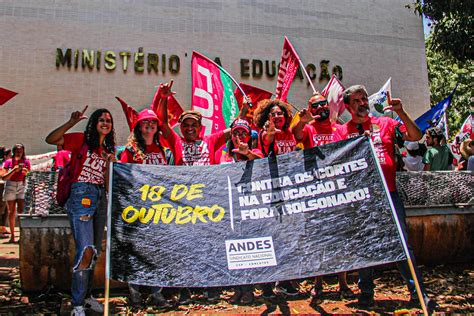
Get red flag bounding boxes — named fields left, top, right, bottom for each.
left=0, top=87, right=18, bottom=106
left=115, top=97, right=138, bottom=131
left=192, top=51, right=238, bottom=135
left=150, top=87, right=184, bottom=128
left=234, top=83, right=272, bottom=129
left=275, top=37, right=300, bottom=102
left=321, top=75, right=346, bottom=123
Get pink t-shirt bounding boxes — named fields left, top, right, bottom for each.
left=54, top=150, right=71, bottom=170
left=120, top=143, right=168, bottom=165
left=334, top=116, right=406, bottom=192
left=259, top=129, right=296, bottom=156
left=301, top=121, right=339, bottom=148
left=63, top=133, right=109, bottom=185
left=2, top=158, right=31, bottom=182
left=168, top=130, right=227, bottom=166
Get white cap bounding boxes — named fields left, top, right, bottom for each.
left=405, top=141, right=419, bottom=151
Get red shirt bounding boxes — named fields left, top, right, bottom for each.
left=120, top=143, right=168, bottom=165
left=301, top=120, right=339, bottom=148
left=334, top=116, right=406, bottom=192
left=259, top=129, right=296, bottom=156
left=2, top=158, right=31, bottom=182
left=168, top=130, right=227, bottom=166
left=63, top=133, right=109, bottom=185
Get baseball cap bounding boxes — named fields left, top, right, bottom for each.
left=230, top=119, right=251, bottom=134
left=405, top=141, right=419, bottom=151
left=178, top=110, right=202, bottom=123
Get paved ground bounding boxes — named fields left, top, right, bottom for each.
left=0, top=229, right=473, bottom=315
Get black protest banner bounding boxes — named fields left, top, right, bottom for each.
left=110, top=136, right=406, bottom=287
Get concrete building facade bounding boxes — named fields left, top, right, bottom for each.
left=0, top=0, right=429, bottom=154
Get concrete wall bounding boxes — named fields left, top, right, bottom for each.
left=0, top=0, right=430, bottom=154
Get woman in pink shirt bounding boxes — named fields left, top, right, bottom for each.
left=1, top=143, right=31, bottom=243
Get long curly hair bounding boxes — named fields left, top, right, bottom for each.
left=253, top=99, right=293, bottom=131
left=84, top=109, right=116, bottom=153
left=125, top=123, right=161, bottom=161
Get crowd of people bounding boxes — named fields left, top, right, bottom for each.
left=3, top=80, right=472, bottom=315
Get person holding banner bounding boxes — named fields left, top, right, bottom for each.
left=292, top=93, right=356, bottom=300
left=254, top=99, right=296, bottom=156
left=45, top=107, right=116, bottom=316
left=216, top=118, right=263, bottom=164
left=335, top=85, right=437, bottom=311
left=253, top=98, right=300, bottom=297
left=119, top=108, right=172, bottom=309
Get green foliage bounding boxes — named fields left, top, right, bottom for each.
left=407, top=0, right=473, bottom=62
left=425, top=35, right=473, bottom=138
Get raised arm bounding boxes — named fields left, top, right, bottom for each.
left=384, top=92, right=422, bottom=141
left=45, top=105, right=88, bottom=146
left=155, top=80, right=174, bottom=138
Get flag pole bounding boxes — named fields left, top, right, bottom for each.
left=104, top=162, right=114, bottom=315
left=367, top=137, right=429, bottom=316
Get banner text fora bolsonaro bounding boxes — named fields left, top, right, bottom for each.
left=109, top=136, right=406, bottom=287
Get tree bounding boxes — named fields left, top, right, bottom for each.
left=425, top=35, right=473, bottom=138
left=407, top=0, right=473, bottom=62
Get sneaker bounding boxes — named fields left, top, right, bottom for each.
left=339, top=286, right=356, bottom=299
left=358, top=293, right=375, bottom=307
left=128, top=287, right=142, bottom=307
left=240, top=291, right=255, bottom=305
left=178, top=288, right=192, bottom=305
left=84, top=296, right=104, bottom=313
left=204, top=288, right=221, bottom=303
left=149, top=292, right=171, bottom=308
left=71, top=306, right=85, bottom=316
left=261, top=284, right=276, bottom=299
left=275, top=281, right=299, bottom=296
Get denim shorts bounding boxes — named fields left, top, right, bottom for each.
left=3, top=181, right=25, bottom=201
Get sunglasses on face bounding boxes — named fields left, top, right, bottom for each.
left=232, top=131, right=249, bottom=138
left=311, top=100, right=328, bottom=108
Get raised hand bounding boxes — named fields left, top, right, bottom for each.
left=383, top=91, right=404, bottom=114
left=69, top=105, right=88, bottom=125
left=299, top=108, right=317, bottom=123
left=231, top=138, right=250, bottom=156
left=264, top=119, right=281, bottom=135
left=159, top=79, right=176, bottom=98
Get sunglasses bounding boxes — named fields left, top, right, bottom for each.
left=232, top=130, right=249, bottom=138
left=311, top=100, right=328, bottom=108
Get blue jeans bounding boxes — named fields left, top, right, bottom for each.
left=358, top=191, right=427, bottom=298
left=66, top=182, right=107, bottom=307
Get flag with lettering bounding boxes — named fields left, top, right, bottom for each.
left=234, top=83, right=273, bottom=130
left=192, top=51, right=238, bottom=135
left=0, top=87, right=18, bottom=106
left=321, top=75, right=346, bottom=123
left=275, top=37, right=300, bottom=102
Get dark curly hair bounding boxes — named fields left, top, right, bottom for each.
left=253, top=99, right=293, bottom=131
left=125, top=123, right=161, bottom=161
left=84, top=109, right=116, bottom=153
